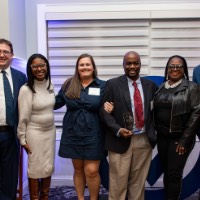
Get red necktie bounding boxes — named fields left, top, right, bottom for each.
left=133, top=81, right=144, bottom=129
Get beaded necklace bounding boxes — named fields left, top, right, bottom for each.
left=164, top=79, right=182, bottom=89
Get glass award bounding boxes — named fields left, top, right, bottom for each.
left=123, top=113, right=134, bottom=131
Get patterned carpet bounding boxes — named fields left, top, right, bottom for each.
left=23, top=186, right=200, bottom=200
left=23, top=185, right=108, bottom=200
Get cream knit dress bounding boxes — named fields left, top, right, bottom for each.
left=17, top=80, right=56, bottom=178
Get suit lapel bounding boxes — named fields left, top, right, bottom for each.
left=119, top=75, right=132, bottom=110
left=141, top=78, right=150, bottom=119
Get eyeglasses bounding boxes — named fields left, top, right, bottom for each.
left=31, top=63, right=47, bottom=70
left=168, top=65, right=183, bottom=71
left=0, top=50, right=12, bottom=56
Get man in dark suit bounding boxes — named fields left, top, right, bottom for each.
left=100, top=51, right=157, bottom=200
left=0, top=39, right=26, bottom=200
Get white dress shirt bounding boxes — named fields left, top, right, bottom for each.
left=0, top=67, right=14, bottom=125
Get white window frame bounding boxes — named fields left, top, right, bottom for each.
left=37, top=2, right=200, bottom=56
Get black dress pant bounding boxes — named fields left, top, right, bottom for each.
left=157, top=133, right=195, bottom=200
left=0, top=130, right=19, bottom=200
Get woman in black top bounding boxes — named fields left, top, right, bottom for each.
left=154, top=55, right=200, bottom=200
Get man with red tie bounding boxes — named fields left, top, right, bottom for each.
left=100, top=51, right=157, bottom=200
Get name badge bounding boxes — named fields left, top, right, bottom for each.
left=88, top=87, right=100, bottom=96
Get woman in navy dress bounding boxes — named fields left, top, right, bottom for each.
left=55, top=53, right=107, bottom=200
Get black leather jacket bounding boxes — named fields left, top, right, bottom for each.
left=154, top=79, right=200, bottom=147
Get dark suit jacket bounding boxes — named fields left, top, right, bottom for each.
left=0, top=67, right=26, bottom=199
left=10, top=67, right=27, bottom=140
left=100, top=75, right=157, bottom=154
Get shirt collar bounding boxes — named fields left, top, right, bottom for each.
left=126, top=76, right=141, bottom=85
left=90, top=77, right=100, bottom=86
left=0, top=66, right=11, bottom=75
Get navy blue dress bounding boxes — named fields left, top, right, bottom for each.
left=55, top=78, right=106, bottom=160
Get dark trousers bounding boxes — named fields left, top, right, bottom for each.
left=0, top=130, right=19, bottom=200
left=157, top=133, right=195, bottom=200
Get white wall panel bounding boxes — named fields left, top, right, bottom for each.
left=151, top=19, right=200, bottom=76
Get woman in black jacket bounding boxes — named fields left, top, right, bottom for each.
left=154, top=55, right=200, bottom=200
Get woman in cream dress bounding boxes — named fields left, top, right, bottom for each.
left=17, top=54, right=55, bottom=200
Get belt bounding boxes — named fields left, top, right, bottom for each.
left=0, top=126, right=12, bottom=132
